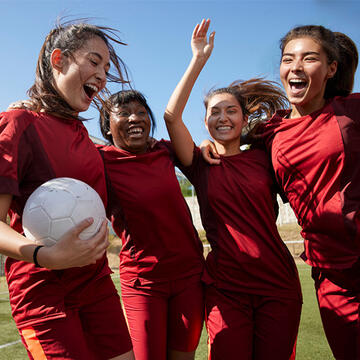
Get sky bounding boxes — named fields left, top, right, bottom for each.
left=0, top=0, right=359, bottom=145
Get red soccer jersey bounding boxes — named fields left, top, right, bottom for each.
left=182, top=146, right=301, bottom=300
left=98, top=140, right=204, bottom=286
left=0, top=110, right=110, bottom=327
left=262, top=94, right=360, bottom=269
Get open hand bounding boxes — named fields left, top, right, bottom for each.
left=191, top=19, right=215, bottom=61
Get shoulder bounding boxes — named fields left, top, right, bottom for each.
left=330, top=93, right=360, bottom=119
left=0, top=109, right=38, bottom=123
left=0, top=110, right=40, bottom=137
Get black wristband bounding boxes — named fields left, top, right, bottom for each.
left=33, top=245, right=44, bottom=268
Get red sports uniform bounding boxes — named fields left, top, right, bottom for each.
left=0, top=110, right=132, bottom=359
left=98, top=140, right=205, bottom=360
left=262, top=94, right=360, bottom=359
left=181, top=146, right=302, bottom=360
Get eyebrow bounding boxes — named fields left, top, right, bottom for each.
left=90, top=52, right=111, bottom=69
left=210, top=104, right=238, bottom=110
left=282, top=51, right=320, bottom=57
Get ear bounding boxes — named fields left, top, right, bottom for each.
left=50, top=48, right=65, bottom=71
left=243, top=115, right=249, bottom=127
left=327, top=60, right=338, bottom=79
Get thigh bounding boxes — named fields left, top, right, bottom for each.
left=121, top=282, right=168, bottom=360
left=253, top=295, right=302, bottom=360
left=168, top=276, right=205, bottom=352
left=20, top=309, right=94, bottom=360
left=313, top=268, right=360, bottom=359
left=205, top=286, right=253, bottom=360
left=79, top=276, right=133, bottom=360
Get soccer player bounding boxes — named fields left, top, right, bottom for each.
left=0, top=21, right=134, bottom=359
left=260, top=26, right=360, bottom=359
left=163, top=19, right=302, bottom=360
left=97, top=90, right=205, bottom=360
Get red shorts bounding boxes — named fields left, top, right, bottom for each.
left=312, top=266, right=360, bottom=359
left=121, top=274, right=204, bottom=360
left=205, top=285, right=301, bottom=360
left=19, top=275, right=132, bottom=360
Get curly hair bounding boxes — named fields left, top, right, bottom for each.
left=99, top=89, right=156, bottom=145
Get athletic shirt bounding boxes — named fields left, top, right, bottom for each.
left=262, top=94, right=360, bottom=269
left=98, top=140, right=204, bottom=286
left=0, top=110, right=110, bottom=327
left=181, top=146, right=301, bottom=300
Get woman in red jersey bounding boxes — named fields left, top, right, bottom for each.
left=260, top=26, right=360, bottom=359
left=97, top=90, right=205, bottom=360
left=164, top=19, right=302, bottom=360
left=0, top=21, right=134, bottom=359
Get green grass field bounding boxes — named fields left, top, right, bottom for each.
left=0, top=264, right=333, bottom=359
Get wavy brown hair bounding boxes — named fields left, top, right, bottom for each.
left=28, top=19, right=129, bottom=120
left=204, top=78, right=288, bottom=142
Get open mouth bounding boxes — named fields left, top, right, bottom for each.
left=289, top=79, right=307, bottom=92
left=127, top=126, right=144, bottom=137
left=83, top=84, right=99, bottom=99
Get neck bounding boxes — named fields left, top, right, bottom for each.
left=290, top=97, right=326, bottom=119
left=214, top=140, right=241, bottom=156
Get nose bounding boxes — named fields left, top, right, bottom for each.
left=129, top=113, right=140, bottom=122
left=96, top=69, right=107, bottom=88
left=218, top=110, right=227, bottom=122
left=291, top=58, right=303, bottom=72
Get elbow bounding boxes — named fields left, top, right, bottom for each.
left=164, top=109, right=175, bottom=124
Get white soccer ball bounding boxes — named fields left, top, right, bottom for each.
left=22, top=177, right=106, bottom=246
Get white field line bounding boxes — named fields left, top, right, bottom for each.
left=0, top=340, right=21, bottom=349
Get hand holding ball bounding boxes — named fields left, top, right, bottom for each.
left=22, top=178, right=106, bottom=246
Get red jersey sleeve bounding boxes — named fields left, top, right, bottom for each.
left=0, top=110, right=35, bottom=196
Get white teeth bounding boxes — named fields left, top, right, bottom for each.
left=127, top=127, right=143, bottom=135
left=217, top=126, right=232, bottom=131
left=289, top=79, right=306, bottom=84
left=84, top=84, right=99, bottom=92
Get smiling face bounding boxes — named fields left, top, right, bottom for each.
left=280, top=37, right=337, bottom=117
left=52, top=36, right=110, bottom=114
left=205, top=93, right=247, bottom=155
left=109, top=100, right=151, bottom=154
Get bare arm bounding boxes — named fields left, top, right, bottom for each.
left=0, top=194, right=109, bottom=269
left=164, top=19, right=215, bottom=166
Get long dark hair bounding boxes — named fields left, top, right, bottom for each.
left=99, top=89, right=156, bottom=145
left=280, top=25, right=358, bottom=98
left=28, top=19, right=129, bottom=119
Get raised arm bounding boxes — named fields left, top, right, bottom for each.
left=164, top=19, right=215, bottom=166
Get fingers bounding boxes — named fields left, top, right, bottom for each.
left=86, top=219, right=109, bottom=251
left=192, top=23, right=200, bottom=39
left=200, top=140, right=221, bottom=165
left=209, top=31, right=216, bottom=49
left=194, top=18, right=211, bottom=39
left=7, top=99, right=34, bottom=111
left=71, top=217, right=95, bottom=237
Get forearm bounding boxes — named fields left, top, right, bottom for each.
left=0, top=221, right=41, bottom=263
left=164, top=55, right=207, bottom=125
